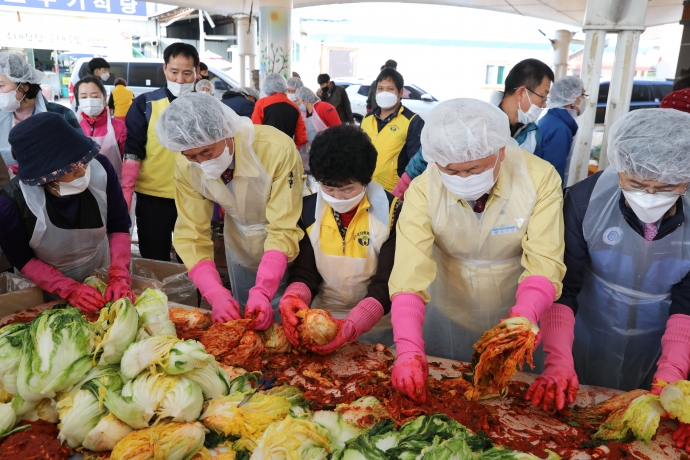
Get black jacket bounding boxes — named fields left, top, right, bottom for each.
left=221, top=92, right=255, bottom=118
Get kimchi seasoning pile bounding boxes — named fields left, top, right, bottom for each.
left=0, top=420, right=72, bottom=460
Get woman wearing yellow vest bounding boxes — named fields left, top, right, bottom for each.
left=388, top=99, right=565, bottom=403
left=361, top=68, right=424, bottom=193
left=108, top=78, right=134, bottom=123
left=279, top=124, right=402, bottom=352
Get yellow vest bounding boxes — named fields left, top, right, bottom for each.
left=362, top=105, right=417, bottom=192
left=111, top=85, right=133, bottom=117
left=135, top=88, right=178, bottom=199
left=305, top=193, right=398, bottom=258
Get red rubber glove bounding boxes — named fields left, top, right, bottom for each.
left=390, top=293, right=428, bottom=403
left=279, top=282, right=311, bottom=347
left=245, top=250, right=287, bottom=330
left=525, top=304, right=578, bottom=413
left=105, top=232, right=133, bottom=302
left=650, top=315, right=690, bottom=395
left=121, top=158, right=140, bottom=211
left=508, top=275, right=556, bottom=348
left=673, top=422, right=690, bottom=453
left=20, top=258, right=105, bottom=313
left=391, top=173, right=412, bottom=201
left=188, top=260, right=241, bottom=323
left=312, top=297, right=385, bottom=354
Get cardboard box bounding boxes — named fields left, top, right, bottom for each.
left=0, top=273, right=44, bottom=316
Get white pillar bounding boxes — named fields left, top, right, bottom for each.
left=235, top=15, right=258, bottom=88
left=552, top=29, right=573, bottom=80
left=199, top=10, right=205, bottom=54
left=259, top=0, right=292, bottom=82
left=599, top=29, right=642, bottom=169
left=567, top=29, right=606, bottom=186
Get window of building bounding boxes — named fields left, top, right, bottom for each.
left=485, top=64, right=507, bottom=85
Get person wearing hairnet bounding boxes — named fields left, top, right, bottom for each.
left=526, top=109, right=690, bottom=438
left=388, top=98, right=565, bottom=403
left=535, top=76, right=587, bottom=184
left=286, top=77, right=303, bottom=103
left=195, top=79, right=214, bottom=95
left=252, top=74, right=307, bottom=149
left=279, top=125, right=401, bottom=353
left=221, top=87, right=257, bottom=118
left=0, top=112, right=133, bottom=312
left=294, top=87, right=341, bottom=173
left=0, top=51, right=80, bottom=171
left=157, top=93, right=304, bottom=328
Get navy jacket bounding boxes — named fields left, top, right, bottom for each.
left=560, top=172, right=690, bottom=317
left=536, top=108, right=578, bottom=182
left=221, top=92, right=255, bottom=118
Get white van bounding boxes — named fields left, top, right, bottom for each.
left=68, top=57, right=239, bottom=103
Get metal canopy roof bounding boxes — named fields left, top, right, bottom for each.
left=158, top=0, right=683, bottom=28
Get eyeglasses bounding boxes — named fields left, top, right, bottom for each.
left=516, top=87, right=549, bottom=104
left=581, top=93, right=590, bottom=100
left=619, top=181, right=689, bottom=199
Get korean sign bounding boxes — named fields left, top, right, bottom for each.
left=1, top=0, right=146, bottom=17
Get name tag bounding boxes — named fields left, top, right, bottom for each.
left=491, top=226, right=517, bottom=235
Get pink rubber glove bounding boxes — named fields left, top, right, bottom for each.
left=188, top=260, right=241, bottom=323
left=391, top=173, right=412, bottom=201
left=20, top=257, right=105, bottom=312
left=673, top=423, right=690, bottom=453
left=525, top=304, right=578, bottom=413
left=121, top=158, right=140, bottom=211
left=650, top=314, right=690, bottom=395
left=279, top=282, right=312, bottom=347
left=246, top=250, right=287, bottom=330
left=312, top=297, right=385, bottom=354
left=508, top=275, right=556, bottom=347
left=105, top=232, right=133, bottom=302
left=390, top=293, right=428, bottom=403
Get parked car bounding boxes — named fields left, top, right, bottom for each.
left=333, top=77, right=439, bottom=122
left=69, top=57, right=239, bottom=103
left=595, top=78, right=673, bottom=124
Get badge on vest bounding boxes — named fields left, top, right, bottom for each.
left=491, top=226, right=517, bottom=235
left=603, top=226, right=623, bottom=245
left=390, top=125, right=399, bottom=132
left=356, top=231, right=370, bottom=246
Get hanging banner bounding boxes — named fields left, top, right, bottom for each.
left=0, top=0, right=147, bottom=18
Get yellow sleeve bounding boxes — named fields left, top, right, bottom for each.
left=172, top=157, right=215, bottom=270
left=518, top=157, right=566, bottom=297
left=262, top=142, right=305, bottom=262
left=388, top=175, right=436, bottom=303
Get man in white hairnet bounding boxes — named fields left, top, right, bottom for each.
left=156, top=93, right=304, bottom=330
left=535, top=76, right=587, bottom=184
left=252, top=73, right=307, bottom=149
left=527, top=110, right=690, bottom=438
left=195, top=79, right=214, bottom=95
left=388, top=98, right=565, bottom=403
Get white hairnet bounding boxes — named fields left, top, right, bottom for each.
left=608, top=108, right=690, bottom=184
left=262, top=73, right=287, bottom=95
left=241, top=87, right=260, bottom=100
left=287, top=77, right=303, bottom=90
left=156, top=92, right=241, bottom=152
left=195, top=79, right=214, bottom=93
left=547, top=76, right=584, bottom=108
left=421, top=98, right=510, bottom=165
left=295, top=87, right=319, bottom=104
left=0, top=52, right=44, bottom=84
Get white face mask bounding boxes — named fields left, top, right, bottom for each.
left=439, top=155, right=500, bottom=201
left=0, top=89, right=23, bottom=113
left=54, top=166, right=91, bottom=196
left=80, top=98, right=105, bottom=117
left=287, top=93, right=297, bottom=102
left=100, top=72, right=110, bottom=82
left=195, top=139, right=234, bottom=180
left=167, top=80, right=195, bottom=98
left=517, top=90, right=544, bottom=124
left=321, top=186, right=366, bottom=213
left=376, top=91, right=399, bottom=110
left=622, top=190, right=679, bottom=224
left=299, top=103, right=306, bottom=112
left=576, top=96, right=587, bottom=116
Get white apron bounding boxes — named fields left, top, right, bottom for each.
left=299, top=105, right=329, bottom=161
left=188, top=118, right=286, bottom=311
left=19, top=159, right=110, bottom=283
left=0, top=95, right=48, bottom=167
left=424, top=141, right=537, bottom=362
left=573, top=167, right=690, bottom=390
left=310, top=182, right=392, bottom=345
left=81, top=111, right=122, bottom=179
